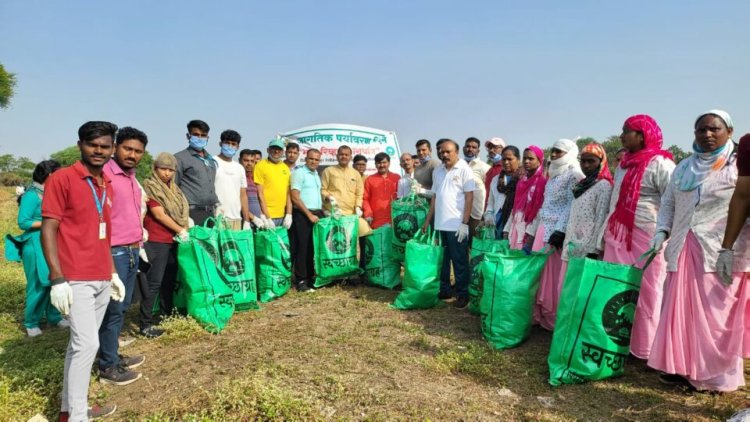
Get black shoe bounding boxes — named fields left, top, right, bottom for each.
left=438, top=292, right=454, bottom=300
left=658, top=373, right=695, bottom=390
left=118, top=354, right=145, bottom=369
left=139, top=326, right=164, bottom=338
left=454, top=296, right=470, bottom=309
left=296, top=281, right=314, bottom=292
left=99, top=365, right=142, bottom=386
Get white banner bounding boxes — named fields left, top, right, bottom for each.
left=281, top=123, right=402, bottom=176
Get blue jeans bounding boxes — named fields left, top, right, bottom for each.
left=98, top=246, right=139, bottom=370
left=439, top=230, right=470, bottom=299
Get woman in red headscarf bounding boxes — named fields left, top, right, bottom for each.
left=502, top=146, right=547, bottom=252
left=600, top=115, right=675, bottom=361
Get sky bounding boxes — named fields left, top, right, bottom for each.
left=1, top=0, right=749, bottom=162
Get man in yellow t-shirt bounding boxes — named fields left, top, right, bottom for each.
left=254, top=139, right=293, bottom=229
left=321, top=145, right=364, bottom=216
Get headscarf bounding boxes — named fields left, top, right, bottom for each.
left=673, top=110, right=734, bottom=191
left=548, top=138, right=583, bottom=179
left=607, top=114, right=673, bottom=250
left=143, top=152, right=190, bottom=228
left=513, top=145, right=547, bottom=224
left=572, top=143, right=613, bottom=198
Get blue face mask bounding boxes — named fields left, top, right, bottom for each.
left=464, top=153, right=476, bottom=162
left=220, top=144, right=237, bottom=158
left=491, top=153, right=502, bottom=164
left=420, top=155, right=431, bottom=164
left=189, top=135, right=209, bottom=151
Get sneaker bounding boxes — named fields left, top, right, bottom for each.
left=26, top=327, right=42, bottom=337
left=438, top=292, right=453, bottom=300
left=118, top=336, right=136, bottom=348
left=139, top=326, right=165, bottom=338
left=56, top=319, right=71, bottom=328
left=454, top=296, right=470, bottom=309
left=88, top=403, right=117, bottom=420
left=119, top=354, right=145, bottom=369
left=99, top=365, right=142, bottom=386
left=296, top=281, right=314, bottom=293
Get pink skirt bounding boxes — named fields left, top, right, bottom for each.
left=602, top=225, right=667, bottom=360
left=647, top=231, right=750, bottom=392
left=508, top=211, right=545, bottom=252
left=534, top=249, right=566, bottom=330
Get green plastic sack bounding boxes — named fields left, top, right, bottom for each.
left=216, top=226, right=259, bottom=311
left=391, top=229, right=444, bottom=310
left=364, top=225, right=401, bottom=289
left=254, top=227, right=292, bottom=302
left=175, top=222, right=235, bottom=333
left=480, top=249, right=549, bottom=349
left=468, top=227, right=508, bottom=315
left=547, top=252, right=649, bottom=386
left=390, top=193, right=429, bottom=263
left=313, top=214, right=360, bottom=288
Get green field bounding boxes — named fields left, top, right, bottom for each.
left=0, top=187, right=747, bottom=421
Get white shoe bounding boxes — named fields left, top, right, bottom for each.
left=56, top=319, right=70, bottom=328
left=26, top=327, right=42, bottom=337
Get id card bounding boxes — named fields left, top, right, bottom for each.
left=99, top=222, right=107, bottom=240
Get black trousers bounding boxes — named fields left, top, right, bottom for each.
left=289, top=208, right=324, bottom=283
left=140, top=241, right=178, bottom=329
left=189, top=205, right=215, bottom=227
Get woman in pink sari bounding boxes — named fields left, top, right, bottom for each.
left=502, top=146, right=547, bottom=253
left=647, top=110, right=750, bottom=392
left=600, top=115, right=675, bottom=360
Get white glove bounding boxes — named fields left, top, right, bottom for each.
left=456, top=223, right=470, bottom=243
left=648, top=231, right=667, bottom=253
left=283, top=214, right=293, bottom=229
left=176, top=229, right=189, bottom=242
left=264, top=215, right=276, bottom=229
left=111, top=273, right=125, bottom=302
left=328, top=196, right=338, bottom=207
left=355, top=207, right=363, bottom=217
left=50, top=281, right=73, bottom=316
left=365, top=217, right=374, bottom=224
left=251, top=215, right=265, bottom=229
left=483, top=211, right=495, bottom=225
left=139, top=248, right=149, bottom=263
left=188, top=218, right=195, bottom=228
left=215, top=206, right=225, bottom=217
left=716, top=249, right=735, bottom=286
left=142, top=228, right=149, bottom=243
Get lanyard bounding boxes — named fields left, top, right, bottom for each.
left=86, top=177, right=107, bottom=221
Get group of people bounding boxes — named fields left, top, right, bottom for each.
left=9, top=111, right=750, bottom=420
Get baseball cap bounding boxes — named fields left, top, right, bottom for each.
left=485, top=137, right=506, bottom=148
left=268, top=138, right=285, bottom=149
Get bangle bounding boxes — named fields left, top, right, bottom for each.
left=50, top=277, right=66, bottom=286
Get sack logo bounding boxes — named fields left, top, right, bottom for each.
left=364, top=238, right=374, bottom=265
left=601, top=289, right=639, bottom=346
left=393, top=213, right=418, bottom=243
left=326, top=225, right=350, bottom=254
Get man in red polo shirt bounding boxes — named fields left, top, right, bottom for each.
left=42, top=121, right=126, bottom=421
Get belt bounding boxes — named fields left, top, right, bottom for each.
left=113, top=242, right=140, bottom=248
left=189, top=204, right=216, bottom=211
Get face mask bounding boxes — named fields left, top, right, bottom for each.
left=491, top=154, right=502, bottom=164
left=220, top=145, right=237, bottom=158
left=464, top=153, right=476, bottom=162
left=189, top=136, right=208, bottom=151
left=420, top=155, right=431, bottom=164
left=268, top=155, right=282, bottom=163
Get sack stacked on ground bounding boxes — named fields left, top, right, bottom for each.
left=174, top=222, right=235, bottom=333
left=391, top=229, right=444, bottom=310
left=313, top=214, right=360, bottom=287
left=468, top=227, right=509, bottom=315
left=254, top=227, right=292, bottom=302
left=480, top=249, right=548, bottom=348
left=390, top=193, right=429, bottom=263
left=364, top=225, right=401, bottom=289
left=547, top=253, right=645, bottom=386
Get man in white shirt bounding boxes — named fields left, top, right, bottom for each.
left=214, top=130, right=250, bottom=230
left=397, top=153, right=416, bottom=198
left=463, top=137, right=489, bottom=242
left=422, top=138, right=476, bottom=309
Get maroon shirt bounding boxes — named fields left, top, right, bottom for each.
left=143, top=199, right=175, bottom=244
left=42, top=161, right=112, bottom=281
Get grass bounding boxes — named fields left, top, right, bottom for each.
left=0, top=186, right=748, bottom=420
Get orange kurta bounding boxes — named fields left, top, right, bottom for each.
left=363, top=172, right=400, bottom=229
